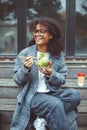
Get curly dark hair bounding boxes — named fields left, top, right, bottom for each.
left=28, top=17, right=64, bottom=56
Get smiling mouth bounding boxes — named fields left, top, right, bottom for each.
left=35, top=37, right=43, bottom=41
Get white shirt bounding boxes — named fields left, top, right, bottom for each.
left=37, top=51, right=50, bottom=93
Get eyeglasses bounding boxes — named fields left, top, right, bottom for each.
left=33, top=29, right=48, bottom=35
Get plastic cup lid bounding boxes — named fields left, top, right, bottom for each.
left=77, top=73, right=85, bottom=76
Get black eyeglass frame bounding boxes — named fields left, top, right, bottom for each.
left=33, top=29, right=49, bottom=35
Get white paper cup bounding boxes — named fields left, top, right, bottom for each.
left=77, top=73, right=85, bottom=87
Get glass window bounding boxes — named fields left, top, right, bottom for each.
left=26, top=0, right=66, bottom=48
left=75, top=0, right=87, bottom=56
left=0, top=0, right=87, bottom=58
left=0, top=0, right=17, bottom=55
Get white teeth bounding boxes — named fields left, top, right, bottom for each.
left=36, top=37, right=42, bottom=41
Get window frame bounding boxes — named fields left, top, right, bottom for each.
left=17, top=0, right=27, bottom=53
left=66, top=0, right=75, bottom=56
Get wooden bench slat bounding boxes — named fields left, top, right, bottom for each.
left=0, top=98, right=87, bottom=113
left=0, top=99, right=17, bottom=104
left=0, top=99, right=17, bottom=111
left=0, top=78, right=87, bottom=88
left=0, top=87, right=20, bottom=98
left=0, top=78, right=17, bottom=87
left=0, top=105, right=16, bottom=111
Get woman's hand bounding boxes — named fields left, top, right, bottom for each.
left=39, top=62, right=52, bottom=76
left=24, top=56, right=34, bottom=69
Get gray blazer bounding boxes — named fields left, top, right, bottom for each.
left=10, top=45, right=77, bottom=130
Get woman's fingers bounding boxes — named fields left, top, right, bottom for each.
left=39, top=65, right=52, bottom=76
left=24, top=56, right=34, bottom=69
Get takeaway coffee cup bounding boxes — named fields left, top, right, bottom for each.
left=77, top=73, right=85, bottom=87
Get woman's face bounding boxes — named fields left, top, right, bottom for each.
left=33, top=23, right=53, bottom=46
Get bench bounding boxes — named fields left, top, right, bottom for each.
left=0, top=60, right=87, bottom=130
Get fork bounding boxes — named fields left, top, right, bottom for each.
left=18, top=56, right=37, bottom=60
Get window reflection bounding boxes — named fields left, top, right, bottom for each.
left=0, top=0, right=17, bottom=55
left=75, top=0, right=87, bottom=56
left=26, top=0, right=66, bottom=48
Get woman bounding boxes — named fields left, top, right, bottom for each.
left=10, top=17, right=80, bottom=130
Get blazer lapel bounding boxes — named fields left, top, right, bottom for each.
left=28, top=45, right=39, bottom=79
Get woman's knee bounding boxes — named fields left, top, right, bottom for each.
left=48, top=98, right=64, bottom=112
left=70, top=88, right=81, bottom=105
